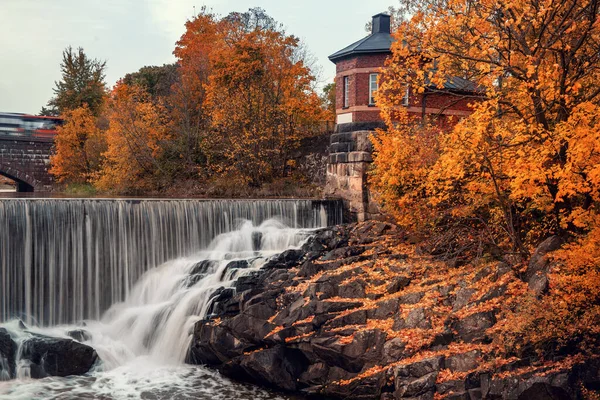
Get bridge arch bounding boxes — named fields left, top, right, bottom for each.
left=0, top=136, right=55, bottom=192
left=0, top=162, right=40, bottom=192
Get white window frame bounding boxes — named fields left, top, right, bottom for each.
left=402, top=85, right=410, bottom=106
left=343, top=76, right=350, bottom=108
left=369, top=73, right=379, bottom=105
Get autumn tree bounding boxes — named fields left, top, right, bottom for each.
left=45, top=46, right=107, bottom=116
left=203, top=10, right=325, bottom=185
left=49, top=105, right=106, bottom=184
left=95, top=83, right=172, bottom=194
left=372, top=0, right=600, bottom=357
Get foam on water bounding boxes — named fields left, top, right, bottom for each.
left=0, top=218, right=317, bottom=399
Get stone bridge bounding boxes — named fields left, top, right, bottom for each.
left=0, top=136, right=54, bottom=192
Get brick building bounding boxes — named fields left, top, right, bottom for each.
left=326, top=13, right=478, bottom=221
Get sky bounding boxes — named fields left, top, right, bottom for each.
left=1, top=0, right=393, bottom=114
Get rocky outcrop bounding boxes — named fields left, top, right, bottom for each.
left=0, top=327, right=98, bottom=380
left=19, top=335, right=99, bottom=378
left=186, top=221, right=600, bottom=399
left=0, top=328, right=17, bottom=380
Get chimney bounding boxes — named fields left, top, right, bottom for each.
left=372, top=13, right=391, bottom=34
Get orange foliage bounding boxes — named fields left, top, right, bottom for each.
left=49, top=104, right=106, bottom=184
left=204, top=20, right=325, bottom=185
left=371, top=0, right=600, bottom=358
left=95, top=83, right=172, bottom=193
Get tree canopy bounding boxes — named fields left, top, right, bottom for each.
left=371, top=0, right=600, bottom=358
left=45, top=46, right=107, bottom=116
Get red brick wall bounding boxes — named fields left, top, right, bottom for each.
left=333, top=53, right=478, bottom=125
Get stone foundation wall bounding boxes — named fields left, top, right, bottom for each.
left=325, top=129, right=380, bottom=221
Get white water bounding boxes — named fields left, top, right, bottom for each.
left=0, top=199, right=340, bottom=326
left=0, top=219, right=314, bottom=399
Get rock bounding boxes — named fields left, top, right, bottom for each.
left=486, top=370, right=575, bottom=400
left=405, top=307, right=432, bottom=329
left=444, top=350, right=481, bottom=372
left=0, top=328, right=16, bottom=380
left=187, top=322, right=254, bottom=366
left=387, top=276, right=411, bottom=294
left=234, top=270, right=264, bottom=293
left=327, top=310, right=367, bottom=329
left=251, top=231, right=262, bottom=251
left=383, top=338, right=406, bottom=363
left=453, top=288, right=476, bottom=311
left=395, top=372, right=437, bottom=398
left=395, top=356, right=444, bottom=379
left=19, top=336, right=98, bottom=378
left=368, top=298, right=400, bottom=319
left=338, top=279, right=367, bottom=298
left=452, top=311, right=497, bottom=343
left=263, top=249, right=305, bottom=269
left=398, top=291, right=425, bottom=305
left=321, top=246, right=366, bottom=261
left=525, top=236, right=564, bottom=295
left=477, top=285, right=507, bottom=304
left=238, top=345, right=309, bottom=391
left=67, top=329, right=91, bottom=342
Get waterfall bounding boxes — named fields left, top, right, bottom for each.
left=0, top=199, right=342, bottom=326
left=0, top=214, right=331, bottom=398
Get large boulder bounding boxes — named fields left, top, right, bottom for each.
left=19, top=335, right=98, bottom=378
left=237, top=345, right=309, bottom=391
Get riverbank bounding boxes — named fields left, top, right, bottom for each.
left=187, top=221, right=600, bottom=399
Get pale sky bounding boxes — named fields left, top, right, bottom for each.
left=1, top=0, right=394, bottom=114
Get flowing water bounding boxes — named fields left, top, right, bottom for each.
left=0, top=199, right=342, bottom=399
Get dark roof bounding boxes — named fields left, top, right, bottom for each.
left=329, top=14, right=393, bottom=63
left=439, top=76, right=480, bottom=93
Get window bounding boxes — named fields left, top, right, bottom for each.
left=343, top=76, right=350, bottom=108
left=369, top=73, right=379, bottom=105
left=402, top=85, right=410, bottom=106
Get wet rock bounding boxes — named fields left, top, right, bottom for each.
left=452, top=311, right=497, bottom=343
left=0, top=328, right=16, bottom=379
left=263, top=249, right=305, bottom=269
left=238, top=345, right=309, bottom=391
left=234, top=270, right=264, bottom=293
left=20, top=336, right=98, bottom=378
left=187, top=322, right=254, bottom=366
left=67, top=329, right=91, bottom=342
left=251, top=231, right=262, bottom=251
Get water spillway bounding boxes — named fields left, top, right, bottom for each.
left=0, top=199, right=342, bottom=326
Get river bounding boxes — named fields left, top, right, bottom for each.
left=0, top=198, right=342, bottom=399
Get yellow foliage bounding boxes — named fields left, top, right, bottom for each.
left=94, top=83, right=172, bottom=193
